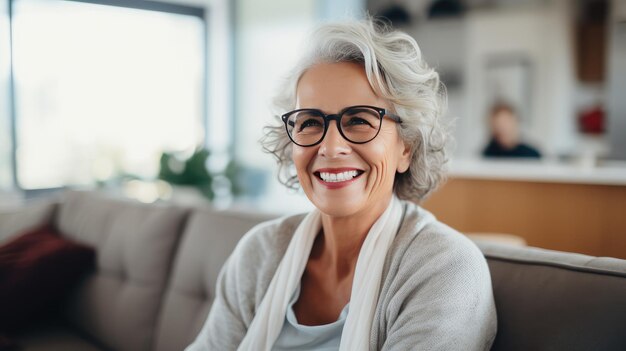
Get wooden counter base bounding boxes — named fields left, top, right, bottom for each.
left=421, top=178, right=626, bottom=259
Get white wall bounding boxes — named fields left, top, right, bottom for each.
left=462, top=1, right=577, bottom=157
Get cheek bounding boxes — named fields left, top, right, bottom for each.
left=364, top=132, right=405, bottom=185
left=364, top=144, right=395, bottom=185
left=292, top=146, right=314, bottom=180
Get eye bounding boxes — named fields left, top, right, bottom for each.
left=345, top=116, right=372, bottom=126
left=342, top=108, right=379, bottom=129
left=289, top=110, right=324, bottom=133
left=298, top=118, right=323, bottom=131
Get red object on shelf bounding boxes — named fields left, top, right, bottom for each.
left=578, top=105, right=605, bottom=134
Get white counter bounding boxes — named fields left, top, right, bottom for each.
left=448, top=158, right=626, bottom=186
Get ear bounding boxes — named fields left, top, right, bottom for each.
left=396, top=140, right=412, bottom=174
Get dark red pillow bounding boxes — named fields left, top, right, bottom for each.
left=0, top=226, right=95, bottom=333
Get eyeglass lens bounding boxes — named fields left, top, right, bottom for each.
left=286, top=106, right=381, bottom=146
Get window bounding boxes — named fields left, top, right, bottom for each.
left=0, top=0, right=11, bottom=189
left=11, top=0, right=206, bottom=189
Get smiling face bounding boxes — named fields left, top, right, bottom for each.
left=292, top=62, right=411, bottom=218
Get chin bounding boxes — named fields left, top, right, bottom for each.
left=308, top=193, right=365, bottom=218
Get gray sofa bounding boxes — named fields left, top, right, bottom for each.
left=0, top=190, right=625, bottom=351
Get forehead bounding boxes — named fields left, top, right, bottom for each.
left=295, top=62, right=388, bottom=111
left=493, top=109, right=516, bottom=120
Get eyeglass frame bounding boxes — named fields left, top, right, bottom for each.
left=281, top=105, right=403, bottom=147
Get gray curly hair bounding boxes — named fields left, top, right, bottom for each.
left=261, top=18, right=450, bottom=202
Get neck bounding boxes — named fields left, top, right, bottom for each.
left=312, top=194, right=394, bottom=279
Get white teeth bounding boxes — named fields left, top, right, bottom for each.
left=319, top=170, right=359, bottom=183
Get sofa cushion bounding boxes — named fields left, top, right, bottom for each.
left=13, top=323, right=106, bottom=351
left=0, top=226, right=95, bottom=333
left=477, top=242, right=626, bottom=351
left=152, top=207, right=274, bottom=351
left=53, top=191, right=189, bottom=351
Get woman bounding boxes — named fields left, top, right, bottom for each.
left=188, top=19, right=496, bottom=350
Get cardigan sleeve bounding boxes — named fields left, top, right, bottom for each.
left=185, top=251, right=248, bottom=350
left=381, top=226, right=497, bottom=351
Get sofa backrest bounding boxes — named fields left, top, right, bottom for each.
left=152, top=207, right=275, bottom=351
left=477, top=241, right=626, bottom=351
left=54, top=191, right=189, bottom=351
left=0, top=200, right=57, bottom=244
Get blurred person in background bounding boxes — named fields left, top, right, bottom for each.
left=483, top=102, right=541, bottom=158
left=187, top=18, right=496, bottom=350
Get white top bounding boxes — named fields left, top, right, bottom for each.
left=272, top=284, right=348, bottom=351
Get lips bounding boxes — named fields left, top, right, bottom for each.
left=313, top=167, right=365, bottom=186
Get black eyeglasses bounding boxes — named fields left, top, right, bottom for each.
left=281, top=105, right=402, bottom=147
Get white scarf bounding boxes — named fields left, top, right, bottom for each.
left=238, top=196, right=404, bottom=351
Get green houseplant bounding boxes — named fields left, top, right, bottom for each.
left=158, top=148, right=214, bottom=200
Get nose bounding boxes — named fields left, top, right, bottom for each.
left=318, top=120, right=351, bottom=157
